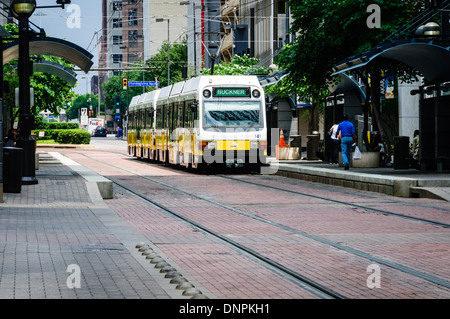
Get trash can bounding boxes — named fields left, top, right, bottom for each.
left=3, top=147, right=23, bottom=193
left=394, top=136, right=410, bottom=169
left=306, top=134, right=319, bottom=160
left=290, top=135, right=301, bottom=148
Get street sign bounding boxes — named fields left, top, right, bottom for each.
left=128, top=81, right=159, bottom=87
left=81, top=108, right=87, bottom=116
left=81, top=115, right=88, bottom=126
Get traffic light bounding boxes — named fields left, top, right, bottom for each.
left=115, top=95, right=121, bottom=114
left=67, top=95, right=72, bottom=106
left=122, top=78, right=128, bottom=90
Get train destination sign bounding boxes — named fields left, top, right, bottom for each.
left=213, top=87, right=250, bottom=97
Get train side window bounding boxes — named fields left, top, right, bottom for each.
left=156, top=105, right=164, bottom=129
left=166, top=104, right=172, bottom=132
left=178, top=104, right=183, bottom=128
left=190, top=102, right=198, bottom=121
left=184, top=102, right=193, bottom=128
left=148, top=110, right=154, bottom=128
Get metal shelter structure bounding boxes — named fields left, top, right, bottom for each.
left=332, top=37, right=450, bottom=171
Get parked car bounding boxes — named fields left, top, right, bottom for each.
left=92, top=126, right=107, bottom=137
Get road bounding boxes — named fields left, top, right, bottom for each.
left=38, top=136, right=450, bottom=299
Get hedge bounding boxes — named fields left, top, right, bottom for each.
left=33, top=129, right=91, bottom=144
left=56, top=129, right=91, bottom=144
left=35, top=118, right=79, bottom=130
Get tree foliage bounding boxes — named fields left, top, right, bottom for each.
left=101, top=41, right=188, bottom=112
left=2, top=23, right=75, bottom=124
left=201, top=54, right=268, bottom=76
left=279, top=0, right=423, bottom=102
left=68, top=94, right=100, bottom=120
left=277, top=0, right=424, bottom=138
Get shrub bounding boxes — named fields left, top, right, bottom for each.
left=47, top=122, right=79, bottom=130
left=56, top=129, right=91, bottom=144
left=34, top=116, right=79, bottom=130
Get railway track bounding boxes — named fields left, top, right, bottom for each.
left=73, top=152, right=450, bottom=296
left=218, top=175, right=450, bottom=229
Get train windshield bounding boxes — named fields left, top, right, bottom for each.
left=203, top=101, right=262, bottom=128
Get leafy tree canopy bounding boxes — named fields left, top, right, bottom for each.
left=2, top=23, right=74, bottom=125
left=201, top=54, right=268, bottom=76
left=277, top=0, right=424, bottom=102
left=101, top=40, right=188, bottom=112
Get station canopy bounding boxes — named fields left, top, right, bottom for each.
left=3, top=37, right=94, bottom=73
left=33, top=60, right=78, bottom=86
left=331, top=38, right=450, bottom=84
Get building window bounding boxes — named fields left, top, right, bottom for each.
left=113, top=19, right=122, bottom=28
left=113, top=35, right=122, bottom=46
left=112, top=54, right=123, bottom=64
left=112, top=2, right=122, bottom=11
left=128, top=9, right=138, bottom=26
left=128, top=53, right=139, bottom=64
left=128, top=30, right=138, bottom=48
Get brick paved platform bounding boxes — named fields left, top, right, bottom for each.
left=1, top=142, right=449, bottom=303
left=0, top=152, right=203, bottom=299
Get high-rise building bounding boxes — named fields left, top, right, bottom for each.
left=99, top=0, right=144, bottom=76
left=99, top=0, right=187, bottom=87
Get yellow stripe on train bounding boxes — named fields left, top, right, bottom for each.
left=216, top=140, right=250, bottom=151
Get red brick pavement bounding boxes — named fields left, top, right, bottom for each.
left=57, top=148, right=450, bottom=299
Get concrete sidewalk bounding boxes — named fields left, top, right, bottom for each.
left=0, top=151, right=202, bottom=299
left=269, top=159, right=450, bottom=200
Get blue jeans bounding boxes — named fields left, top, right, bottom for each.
left=341, top=136, right=353, bottom=167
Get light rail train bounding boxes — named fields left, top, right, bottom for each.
left=127, top=75, right=268, bottom=169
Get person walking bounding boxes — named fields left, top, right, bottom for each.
left=328, top=123, right=340, bottom=164
left=337, top=114, right=357, bottom=170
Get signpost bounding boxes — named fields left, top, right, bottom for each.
left=128, top=81, right=159, bottom=87
left=80, top=107, right=88, bottom=126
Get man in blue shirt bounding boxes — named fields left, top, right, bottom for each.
left=337, top=114, right=357, bottom=170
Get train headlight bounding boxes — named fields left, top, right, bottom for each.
left=203, top=89, right=211, bottom=98
left=252, top=90, right=261, bottom=98
left=250, top=141, right=258, bottom=149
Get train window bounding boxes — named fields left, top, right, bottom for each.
left=190, top=102, right=198, bottom=121
left=156, top=106, right=164, bottom=129
left=166, top=105, right=172, bottom=132
left=184, top=102, right=193, bottom=128
left=203, top=101, right=262, bottom=128
left=177, top=104, right=183, bottom=128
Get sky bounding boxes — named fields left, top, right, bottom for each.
left=28, top=0, right=103, bottom=95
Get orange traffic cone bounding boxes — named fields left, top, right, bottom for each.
left=279, top=129, right=289, bottom=147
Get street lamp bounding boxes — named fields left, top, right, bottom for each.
left=11, top=0, right=38, bottom=185
left=156, top=18, right=170, bottom=86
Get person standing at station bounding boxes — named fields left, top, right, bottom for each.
left=5, top=128, right=19, bottom=147
left=337, top=114, right=357, bottom=170
left=410, top=129, right=420, bottom=169
left=328, top=123, right=340, bottom=164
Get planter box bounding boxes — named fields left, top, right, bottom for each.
left=277, top=146, right=301, bottom=160
left=339, top=151, right=380, bottom=168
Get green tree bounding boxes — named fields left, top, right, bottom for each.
left=102, top=41, right=188, bottom=112
left=2, top=23, right=74, bottom=126
left=145, top=40, right=188, bottom=86
left=201, top=54, right=268, bottom=76
left=278, top=0, right=423, bottom=147
left=68, top=94, right=100, bottom=120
